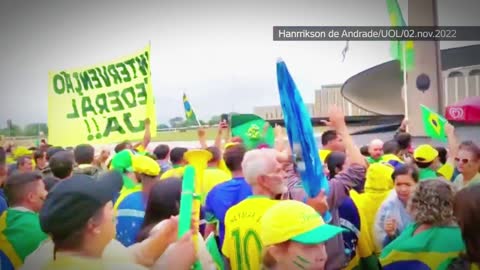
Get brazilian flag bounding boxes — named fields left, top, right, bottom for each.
left=380, top=223, right=464, bottom=270
left=0, top=209, right=48, bottom=270
left=231, top=114, right=274, bottom=150
left=386, top=0, right=415, bottom=71
left=421, top=105, right=447, bottom=142
left=183, top=93, right=198, bottom=124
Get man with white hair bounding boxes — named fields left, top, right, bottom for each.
left=367, top=139, right=384, bottom=164
left=222, top=148, right=286, bottom=270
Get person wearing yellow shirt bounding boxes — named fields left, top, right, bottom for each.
left=160, top=147, right=188, bottom=180
left=222, top=148, right=286, bottom=270
left=318, top=130, right=345, bottom=163
left=413, top=145, right=455, bottom=181
left=260, top=200, right=345, bottom=270
left=202, top=146, right=231, bottom=203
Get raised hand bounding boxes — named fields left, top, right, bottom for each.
left=328, top=106, right=347, bottom=130
left=384, top=217, right=397, bottom=237
left=306, top=189, right=329, bottom=215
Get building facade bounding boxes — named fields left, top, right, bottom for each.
left=253, top=84, right=370, bottom=120
left=443, top=65, right=480, bottom=108
left=254, top=104, right=314, bottom=120
left=314, top=84, right=372, bottom=118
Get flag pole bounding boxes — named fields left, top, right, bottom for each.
left=402, top=42, right=409, bottom=132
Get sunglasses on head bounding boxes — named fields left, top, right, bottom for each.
left=454, top=157, right=470, bottom=164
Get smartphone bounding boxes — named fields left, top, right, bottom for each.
left=220, top=113, right=229, bottom=124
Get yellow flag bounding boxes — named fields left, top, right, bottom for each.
left=48, top=45, right=156, bottom=146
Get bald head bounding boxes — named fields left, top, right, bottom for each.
left=369, top=139, right=384, bottom=159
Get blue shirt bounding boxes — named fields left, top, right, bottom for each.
left=204, top=177, right=252, bottom=247
left=0, top=189, right=7, bottom=215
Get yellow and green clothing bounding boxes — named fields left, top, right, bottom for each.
left=222, top=196, right=278, bottom=270
left=380, top=223, right=465, bottom=270
left=160, top=165, right=185, bottom=180
left=0, top=208, right=48, bottom=270
left=202, top=167, right=231, bottom=204
left=367, top=156, right=383, bottom=164
left=40, top=253, right=147, bottom=270
left=419, top=163, right=454, bottom=181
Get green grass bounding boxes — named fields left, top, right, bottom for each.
left=151, top=126, right=329, bottom=142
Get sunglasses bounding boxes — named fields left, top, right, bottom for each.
left=454, top=157, right=470, bottom=164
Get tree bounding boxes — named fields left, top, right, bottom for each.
left=208, top=115, right=221, bottom=126
left=23, top=123, right=48, bottom=136
left=199, top=120, right=207, bottom=126
left=157, top=123, right=169, bottom=129
left=0, top=124, right=22, bottom=137
left=169, top=117, right=184, bottom=128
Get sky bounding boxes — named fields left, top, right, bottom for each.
left=0, top=0, right=479, bottom=127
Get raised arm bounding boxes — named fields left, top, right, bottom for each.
left=133, top=118, right=151, bottom=150
left=445, top=123, right=459, bottom=163
left=329, top=106, right=366, bottom=167
left=197, top=127, right=208, bottom=149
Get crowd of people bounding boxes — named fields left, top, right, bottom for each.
left=0, top=105, right=479, bottom=270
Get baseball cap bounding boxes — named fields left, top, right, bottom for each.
left=414, top=144, right=439, bottom=163
left=12, top=146, right=32, bottom=159
left=132, top=155, right=160, bottom=176
left=110, top=150, right=134, bottom=173
left=40, top=172, right=122, bottom=239
left=261, top=200, right=344, bottom=247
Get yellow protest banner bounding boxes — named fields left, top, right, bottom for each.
left=48, top=45, right=156, bottom=147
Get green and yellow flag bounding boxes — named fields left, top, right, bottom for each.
left=0, top=209, right=48, bottom=269
left=421, top=105, right=447, bottom=142
left=183, top=93, right=199, bottom=125
left=386, top=0, right=415, bottom=71
left=231, top=114, right=274, bottom=150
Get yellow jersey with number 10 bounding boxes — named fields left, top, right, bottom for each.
left=222, top=196, right=278, bottom=270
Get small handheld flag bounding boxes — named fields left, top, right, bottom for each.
left=421, top=105, right=447, bottom=142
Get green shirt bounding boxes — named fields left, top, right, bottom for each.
left=419, top=168, right=438, bottom=181
left=367, top=156, right=383, bottom=164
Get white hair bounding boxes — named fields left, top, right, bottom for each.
left=369, top=139, right=384, bottom=148
left=241, top=149, right=278, bottom=185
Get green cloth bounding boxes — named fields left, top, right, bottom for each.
left=380, top=223, right=464, bottom=270
left=231, top=114, right=274, bottom=150
left=0, top=209, right=48, bottom=268
left=367, top=156, right=383, bottom=164
left=110, top=150, right=136, bottom=189
left=419, top=168, right=438, bottom=181
left=205, top=232, right=225, bottom=270
left=385, top=0, right=415, bottom=71
left=421, top=105, right=447, bottom=142
left=111, top=150, right=134, bottom=172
